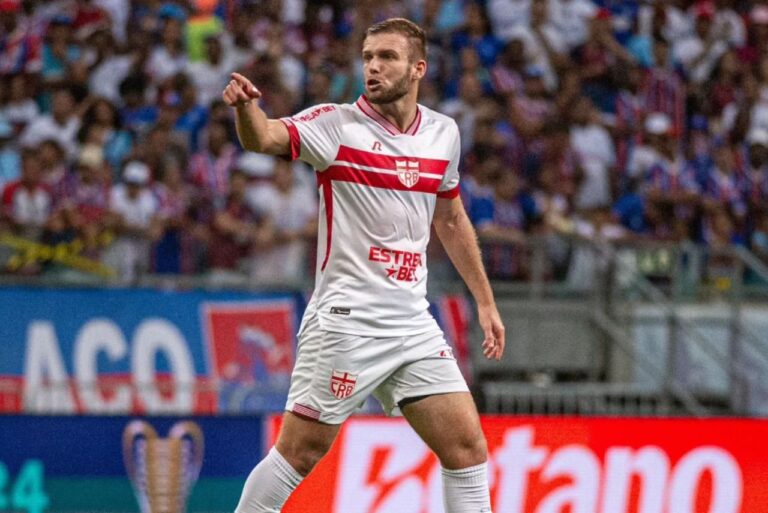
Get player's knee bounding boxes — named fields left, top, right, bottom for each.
left=279, top=437, right=332, bottom=476
left=441, top=432, right=488, bottom=469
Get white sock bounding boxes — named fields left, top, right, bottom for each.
left=234, top=447, right=303, bottom=513
left=441, top=462, right=493, bottom=513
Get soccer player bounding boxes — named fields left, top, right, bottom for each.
left=223, top=18, right=504, bottom=513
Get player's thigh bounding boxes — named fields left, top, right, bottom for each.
left=401, top=392, right=487, bottom=470
left=275, top=411, right=341, bottom=475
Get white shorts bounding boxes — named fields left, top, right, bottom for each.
left=286, top=311, right=469, bottom=424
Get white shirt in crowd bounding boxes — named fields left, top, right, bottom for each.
left=103, top=184, right=158, bottom=282
left=571, top=122, right=615, bottom=209
left=548, top=0, right=598, bottom=51
left=486, top=0, right=531, bottom=41
left=20, top=116, right=80, bottom=158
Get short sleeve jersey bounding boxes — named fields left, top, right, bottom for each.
left=281, top=95, right=461, bottom=336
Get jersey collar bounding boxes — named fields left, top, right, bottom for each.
left=355, top=95, right=422, bottom=136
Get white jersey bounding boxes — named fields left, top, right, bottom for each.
left=281, top=95, right=461, bottom=336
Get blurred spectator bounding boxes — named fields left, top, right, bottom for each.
left=570, top=95, right=615, bottom=209
left=439, top=72, right=484, bottom=155
left=152, top=156, right=195, bottom=275
left=51, top=144, right=111, bottom=252
left=189, top=118, right=237, bottom=202
left=1, top=73, right=40, bottom=132
left=0, top=0, right=42, bottom=75
left=41, top=15, right=82, bottom=90
left=87, top=27, right=135, bottom=104
left=561, top=206, right=629, bottom=290
left=672, top=3, right=729, bottom=85
left=486, top=0, right=531, bottom=42
left=549, top=0, right=599, bottom=51
left=1, top=147, right=52, bottom=242
left=19, top=86, right=82, bottom=158
left=187, top=34, right=239, bottom=108
left=118, top=73, right=158, bottom=137
left=78, top=97, right=133, bottom=176
left=642, top=36, right=685, bottom=135
left=207, top=167, right=272, bottom=282
left=504, top=0, right=567, bottom=92
left=102, top=160, right=160, bottom=283
left=246, top=159, right=317, bottom=285
left=472, top=171, right=536, bottom=279
left=627, top=112, right=673, bottom=182
left=38, top=139, right=68, bottom=192
left=146, top=9, right=188, bottom=83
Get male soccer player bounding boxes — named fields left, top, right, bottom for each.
left=223, top=18, right=505, bottom=513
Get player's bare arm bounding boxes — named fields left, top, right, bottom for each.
left=222, top=72, right=290, bottom=155
left=433, top=196, right=505, bottom=361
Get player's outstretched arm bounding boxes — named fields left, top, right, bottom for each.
left=433, top=196, right=505, bottom=361
left=222, top=72, right=290, bottom=155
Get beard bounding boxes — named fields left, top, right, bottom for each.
left=367, top=71, right=411, bottom=104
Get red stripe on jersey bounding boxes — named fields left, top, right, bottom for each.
left=280, top=119, right=301, bottom=160
left=317, top=172, right=334, bottom=271
left=437, top=186, right=460, bottom=199
left=325, top=165, right=441, bottom=194
left=334, top=145, right=450, bottom=176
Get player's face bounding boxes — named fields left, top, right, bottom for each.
left=362, top=33, right=422, bottom=104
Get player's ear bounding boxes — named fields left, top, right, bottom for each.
left=412, top=59, right=427, bottom=81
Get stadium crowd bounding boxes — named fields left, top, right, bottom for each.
left=1, top=0, right=768, bottom=284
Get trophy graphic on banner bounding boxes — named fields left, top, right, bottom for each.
left=123, top=420, right=205, bottom=513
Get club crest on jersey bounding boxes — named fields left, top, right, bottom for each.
left=395, top=160, right=420, bottom=188
left=330, top=370, right=357, bottom=399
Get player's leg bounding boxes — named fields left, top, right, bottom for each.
left=401, top=392, right=487, bottom=469
left=235, top=412, right=340, bottom=513
left=374, top=330, right=492, bottom=513
left=402, top=393, right=492, bottom=513
left=236, top=312, right=402, bottom=513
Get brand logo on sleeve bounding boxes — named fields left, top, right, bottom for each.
left=395, top=160, right=419, bottom=188
left=330, top=307, right=351, bottom=316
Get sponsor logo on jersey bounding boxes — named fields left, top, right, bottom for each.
left=371, top=141, right=383, bottom=152
left=395, top=160, right=419, bottom=188
left=330, top=370, right=357, bottom=399
left=368, top=246, right=423, bottom=282
left=330, top=307, right=351, bottom=316
left=293, top=105, right=336, bottom=123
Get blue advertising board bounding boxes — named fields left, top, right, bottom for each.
left=0, top=287, right=303, bottom=414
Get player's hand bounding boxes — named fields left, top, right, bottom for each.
left=223, top=72, right=262, bottom=107
left=479, top=304, right=505, bottom=361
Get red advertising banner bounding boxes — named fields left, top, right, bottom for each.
left=267, top=416, right=768, bottom=513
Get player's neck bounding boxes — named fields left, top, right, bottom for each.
left=368, top=91, right=418, bottom=133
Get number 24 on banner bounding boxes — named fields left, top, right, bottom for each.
left=0, top=460, right=49, bottom=513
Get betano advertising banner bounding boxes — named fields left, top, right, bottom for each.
left=269, top=416, right=768, bottom=513
left=0, top=288, right=301, bottom=414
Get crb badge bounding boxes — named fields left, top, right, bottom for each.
left=395, top=160, right=419, bottom=188
left=330, top=370, right=358, bottom=399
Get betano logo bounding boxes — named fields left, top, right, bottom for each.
left=333, top=423, right=743, bottom=513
